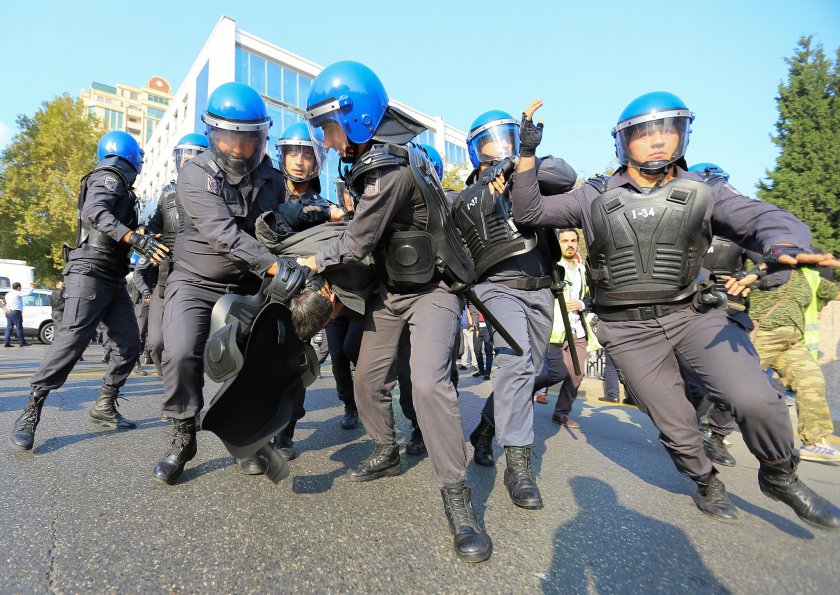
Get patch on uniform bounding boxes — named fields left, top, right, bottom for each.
left=206, top=174, right=220, bottom=194
left=103, top=176, right=119, bottom=192
left=138, top=257, right=148, bottom=265
left=363, top=171, right=381, bottom=197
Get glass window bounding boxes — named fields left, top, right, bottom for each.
left=283, top=68, right=298, bottom=107
left=267, top=61, right=282, bottom=100
left=22, top=295, right=36, bottom=307
left=148, top=95, right=169, bottom=105
left=266, top=103, right=286, bottom=148
left=147, top=107, right=166, bottom=119
left=298, top=76, right=311, bottom=108
left=235, top=47, right=249, bottom=84
left=250, top=54, right=266, bottom=95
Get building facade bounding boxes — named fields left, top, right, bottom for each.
left=136, top=16, right=470, bottom=208
left=81, top=77, right=173, bottom=147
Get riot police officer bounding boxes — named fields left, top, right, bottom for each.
left=454, top=111, right=576, bottom=511
left=298, top=61, right=492, bottom=562
left=11, top=131, right=169, bottom=451
left=505, top=93, right=840, bottom=529
left=153, top=82, right=287, bottom=485
left=145, top=133, right=209, bottom=376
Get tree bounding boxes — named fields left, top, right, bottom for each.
left=0, top=95, right=105, bottom=284
left=441, top=165, right=467, bottom=192
left=758, top=37, right=840, bottom=254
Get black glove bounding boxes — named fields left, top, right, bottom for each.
left=519, top=113, right=543, bottom=158
left=127, top=232, right=169, bottom=261
left=479, top=156, right=518, bottom=186
left=267, top=257, right=308, bottom=305
left=762, top=244, right=807, bottom=273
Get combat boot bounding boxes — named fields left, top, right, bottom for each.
left=339, top=407, right=359, bottom=429
left=134, top=360, right=148, bottom=376
left=440, top=484, right=493, bottom=563
left=10, top=390, right=48, bottom=450
left=153, top=417, right=197, bottom=485
left=705, top=433, right=736, bottom=467
left=272, top=426, right=298, bottom=461
left=405, top=426, right=427, bottom=456
left=89, top=386, right=137, bottom=429
left=503, top=445, right=543, bottom=509
left=469, top=417, right=495, bottom=467
left=694, top=470, right=739, bottom=522
left=347, top=443, right=401, bottom=481
left=759, top=456, right=840, bottom=529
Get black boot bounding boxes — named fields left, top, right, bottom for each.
left=348, top=443, right=401, bottom=481
left=406, top=426, right=427, bottom=456
left=759, top=456, right=840, bottom=529
left=272, top=427, right=298, bottom=461
left=469, top=418, right=495, bottom=467
left=695, top=471, right=739, bottom=522
left=705, top=433, right=736, bottom=467
left=503, top=446, right=543, bottom=509
left=134, top=360, right=147, bottom=376
left=153, top=417, right=197, bottom=485
left=89, top=386, right=136, bottom=429
left=10, top=390, right=48, bottom=450
left=440, top=484, right=493, bottom=563
left=339, top=407, right=359, bottom=429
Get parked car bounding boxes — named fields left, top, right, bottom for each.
left=0, top=288, right=55, bottom=344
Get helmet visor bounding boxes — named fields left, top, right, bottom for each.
left=468, top=121, right=520, bottom=167
left=278, top=143, right=324, bottom=182
left=207, top=128, right=267, bottom=177
left=306, top=104, right=347, bottom=157
left=174, top=147, right=204, bottom=173
left=615, top=116, right=690, bottom=170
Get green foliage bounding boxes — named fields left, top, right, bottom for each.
left=0, top=95, right=105, bottom=284
left=758, top=37, right=840, bottom=254
left=441, top=165, right=467, bottom=192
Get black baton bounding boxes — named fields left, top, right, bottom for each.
left=464, top=287, right=524, bottom=357
left=551, top=264, right=581, bottom=375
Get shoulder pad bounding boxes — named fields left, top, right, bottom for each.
left=162, top=181, right=177, bottom=196
left=694, top=170, right=728, bottom=186
left=348, top=144, right=410, bottom=189
left=585, top=174, right=610, bottom=194
left=92, top=160, right=130, bottom=188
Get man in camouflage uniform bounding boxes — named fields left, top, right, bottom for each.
left=750, top=267, right=840, bottom=462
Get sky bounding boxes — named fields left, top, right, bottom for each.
left=1, top=0, right=839, bottom=194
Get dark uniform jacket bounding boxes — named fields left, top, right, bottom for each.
left=172, top=152, right=285, bottom=288
left=277, top=186, right=332, bottom=232
left=510, top=166, right=810, bottom=269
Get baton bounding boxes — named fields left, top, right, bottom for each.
left=551, top=264, right=581, bottom=376
left=463, top=287, right=524, bottom=357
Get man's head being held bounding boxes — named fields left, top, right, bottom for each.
left=289, top=273, right=343, bottom=342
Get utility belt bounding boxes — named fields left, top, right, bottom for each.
left=493, top=276, right=552, bottom=291
left=173, top=263, right=261, bottom=295
left=596, top=298, right=693, bottom=322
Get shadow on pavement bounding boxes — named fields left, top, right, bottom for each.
left=728, top=493, right=814, bottom=540
left=542, top=476, right=732, bottom=594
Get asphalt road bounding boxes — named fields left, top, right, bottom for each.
left=1, top=343, right=839, bottom=593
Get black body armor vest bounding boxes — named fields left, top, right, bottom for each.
left=347, top=144, right=475, bottom=291
left=157, top=182, right=179, bottom=289
left=588, top=179, right=710, bottom=307
left=703, top=237, right=745, bottom=293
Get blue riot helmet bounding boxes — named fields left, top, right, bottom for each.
left=305, top=61, right=389, bottom=161
left=202, top=82, right=272, bottom=178
left=612, top=92, right=695, bottom=176
left=275, top=122, right=325, bottom=183
left=688, top=162, right=730, bottom=181
left=418, top=143, right=443, bottom=180
left=97, top=130, right=144, bottom=174
left=466, top=110, right=520, bottom=169
left=173, top=132, right=209, bottom=173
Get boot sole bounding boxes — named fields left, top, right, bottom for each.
left=760, top=487, right=840, bottom=530
left=473, top=456, right=495, bottom=467
left=89, top=415, right=137, bottom=429
left=696, top=506, right=740, bottom=524
left=455, top=541, right=493, bottom=563
left=510, top=496, right=544, bottom=510
left=347, top=463, right=402, bottom=482
left=154, top=468, right=185, bottom=485
left=9, top=436, right=34, bottom=451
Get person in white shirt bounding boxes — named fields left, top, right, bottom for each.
left=3, top=282, right=35, bottom=347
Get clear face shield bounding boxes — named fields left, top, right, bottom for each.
left=202, top=111, right=270, bottom=178
left=468, top=120, right=520, bottom=167
left=173, top=147, right=203, bottom=173
left=278, top=138, right=325, bottom=183
left=306, top=103, right=351, bottom=161
left=614, top=112, right=691, bottom=172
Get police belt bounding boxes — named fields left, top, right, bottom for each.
left=596, top=297, right=693, bottom=322
left=173, top=263, right=261, bottom=295
left=493, top=276, right=552, bottom=291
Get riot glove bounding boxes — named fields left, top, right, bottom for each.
left=479, top=156, right=518, bottom=186
left=762, top=244, right=809, bottom=273
left=127, top=231, right=170, bottom=263
left=519, top=113, right=544, bottom=157
left=267, top=257, right=308, bottom=305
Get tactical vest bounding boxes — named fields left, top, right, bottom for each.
left=76, top=158, right=137, bottom=266
left=347, top=144, right=475, bottom=291
left=588, top=179, right=710, bottom=307
left=157, top=182, right=178, bottom=289
left=702, top=237, right=745, bottom=293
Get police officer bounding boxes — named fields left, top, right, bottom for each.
left=153, top=82, right=287, bottom=485
left=11, top=131, right=169, bottom=451
left=505, top=94, right=840, bottom=529
left=298, top=61, right=492, bottom=562
left=145, top=133, right=209, bottom=376
left=270, top=122, right=345, bottom=459
left=454, top=111, right=576, bottom=511
left=127, top=269, right=151, bottom=376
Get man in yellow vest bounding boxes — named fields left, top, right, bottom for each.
left=750, top=266, right=840, bottom=462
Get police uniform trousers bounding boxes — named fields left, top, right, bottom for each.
left=354, top=285, right=466, bottom=484
left=135, top=299, right=150, bottom=357
left=680, top=362, right=738, bottom=435
left=30, top=270, right=140, bottom=392
left=596, top=306, right=794, bottom=479
left=325, top=311, right=364, bottom=411
left=475, top=283, right=554, bottom=447
left=146, top=289, right=166, bottom=369
left=161, top=273, right=257, bottom=419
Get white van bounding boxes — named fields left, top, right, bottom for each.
left=0, top=288, right=55, bottom=344
left=0, top=259, right=35, bottom=290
